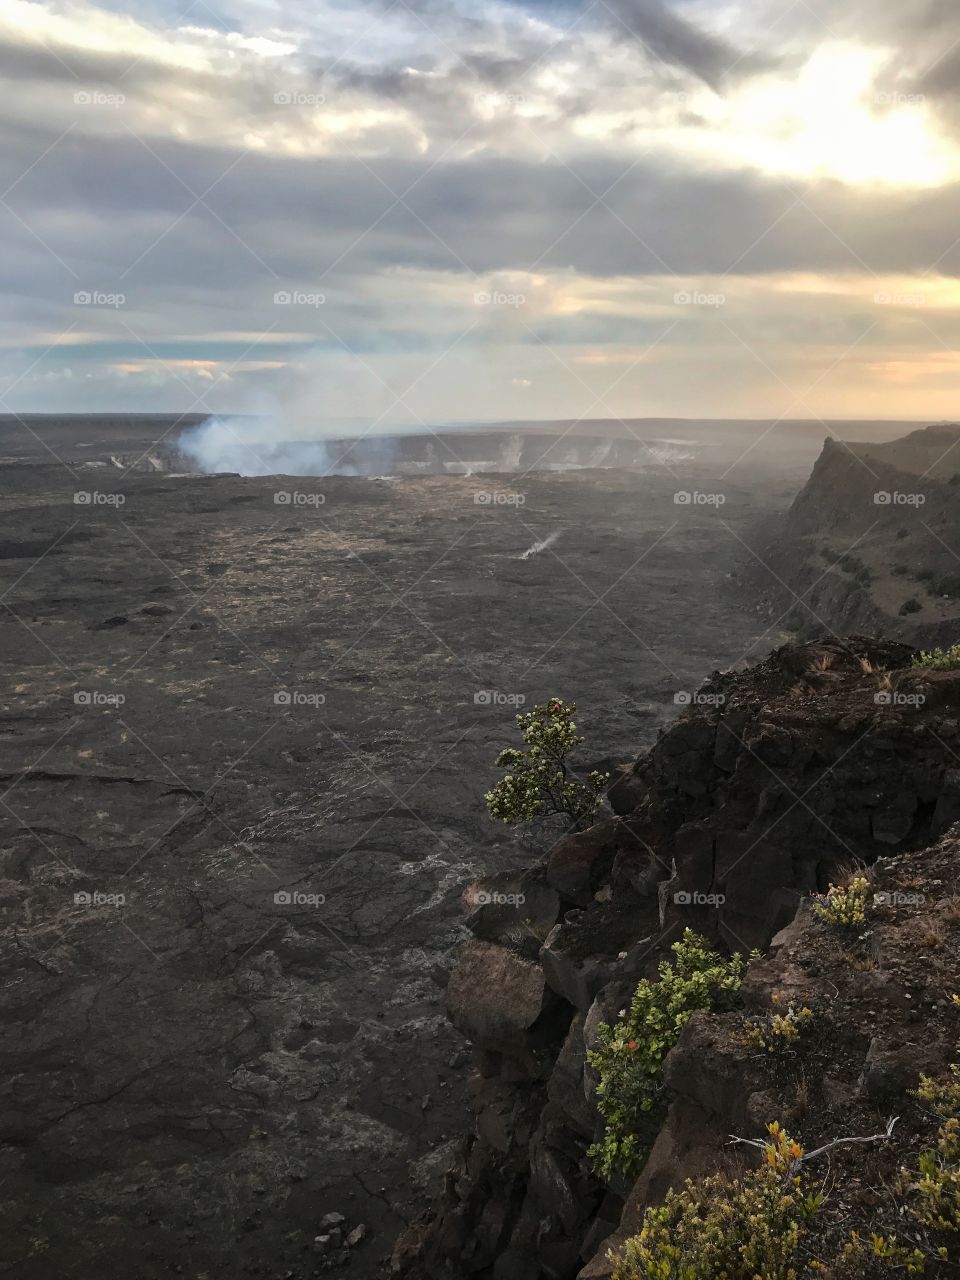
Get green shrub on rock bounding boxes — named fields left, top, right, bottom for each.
left=484, top=699, right=608, bottom=830
left=611, top=1123, right=823, bottom=1280
left=587, top=930, right=746, bottom=1181
left=913, top=645, right=960, bottom=671
left=813, top=875, right=870, bottom=929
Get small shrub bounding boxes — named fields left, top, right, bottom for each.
left=587, top=930, right=746, bottom=1181
left=934, top=572, right=960, bottom=598
left=839, top=553, right=872, bottom=585
left=744, top=995, right=814, bottom=1053
left=893, top=563, right=909, bottom=576
left=918, top=568, right=936, bottom=582
left=900, top=1067, right=960, bottom=1235
left=913, top=645, right=960, bottom=671
left=484, top=699, right=608, bottom=830
left=611, top=1122, right=823, bottom=1280
left=813, top=875, right=870, bottom=929
left=848, top=1066, right=960, bottom=1271
left=897, top=526, right=910, bottom=539
left=901, top=597, right=924, bottom=615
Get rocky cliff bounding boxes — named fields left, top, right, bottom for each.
left=392, top=636, right=960, bottom=1278
left=742, top=424, right=960, bottom=646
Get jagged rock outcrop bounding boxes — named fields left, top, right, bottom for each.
left=392, top=636, right=960, bottom=1279
left=741, top=425, right=960, bottom=646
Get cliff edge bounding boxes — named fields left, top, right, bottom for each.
left=392, top=636, right=960, bottom=1279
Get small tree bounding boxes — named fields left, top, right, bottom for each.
left=484, top=699, right=608, bottom=830
left=587, top=930, right=747, bottom=1181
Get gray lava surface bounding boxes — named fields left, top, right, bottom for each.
left=0, top=441, right=792, bottom=1278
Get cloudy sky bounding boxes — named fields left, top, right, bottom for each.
left=4, top=0, right=960, bottom=427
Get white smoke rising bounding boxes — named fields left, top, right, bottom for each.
left=178, top=416, right=339, bottom=475
left=517, top=530, right=561, bottom=560
left=177, top=412, right=404, bottom=476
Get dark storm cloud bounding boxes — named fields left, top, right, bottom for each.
left=4, top=115, right=960, bottom=304
left=598, top=0, right=772, bottom=88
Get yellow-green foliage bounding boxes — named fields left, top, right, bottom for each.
left=611, top=1123, right=823, bottom=1280
left=913, top=645, right=960, bottom=671
left=586, top=930, right=746, bottom=1181
left=905, top=1067, right=960, bottom=1234
left=484, top=699, right=608, bottom=829
left=855, top=1065, right=960, bottom=1273
left=744, top=995, right=814, bottom=1053
left=839, top=1231, right=928, bottom=1276
left=813, top=876, right=870, bottom=929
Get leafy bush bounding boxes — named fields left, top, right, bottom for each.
left=813, top=875, right=870, bottom=929
left=907, top=1067, right=960, bottom=1234
left=611, top=1122, right=823, bottom=1280
left=587, top=930, right=746, bottom=1181
left=744, top=995, right=814, bottom=1054
left=913, top=645, right=960, bottom=671
left=484, top=699, right=608, bottom=830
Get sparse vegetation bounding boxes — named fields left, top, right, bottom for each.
left=610, top=1123, right=823, bottom=1280
left=485, top=699, right=608, bottom=830
left=820, top=549, right=872, bottom=584
left=901, top=596, right=924, bottom=615
left=841, top=1065, right=960, bottom=1273
left=587, top=931, right=746, bottom=1181
left=913, top=646, right=960, bottom=671
left=744, top=994, right=814, bottom=1054
left=907, top=1067, right=960, bottom=1234
left=813, top=875, right=870, bottom=929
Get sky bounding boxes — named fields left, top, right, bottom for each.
left=3, top=0, right=960, bottom=427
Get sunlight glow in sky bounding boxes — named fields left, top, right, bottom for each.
left=2, top=0, right=960, bottom=422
